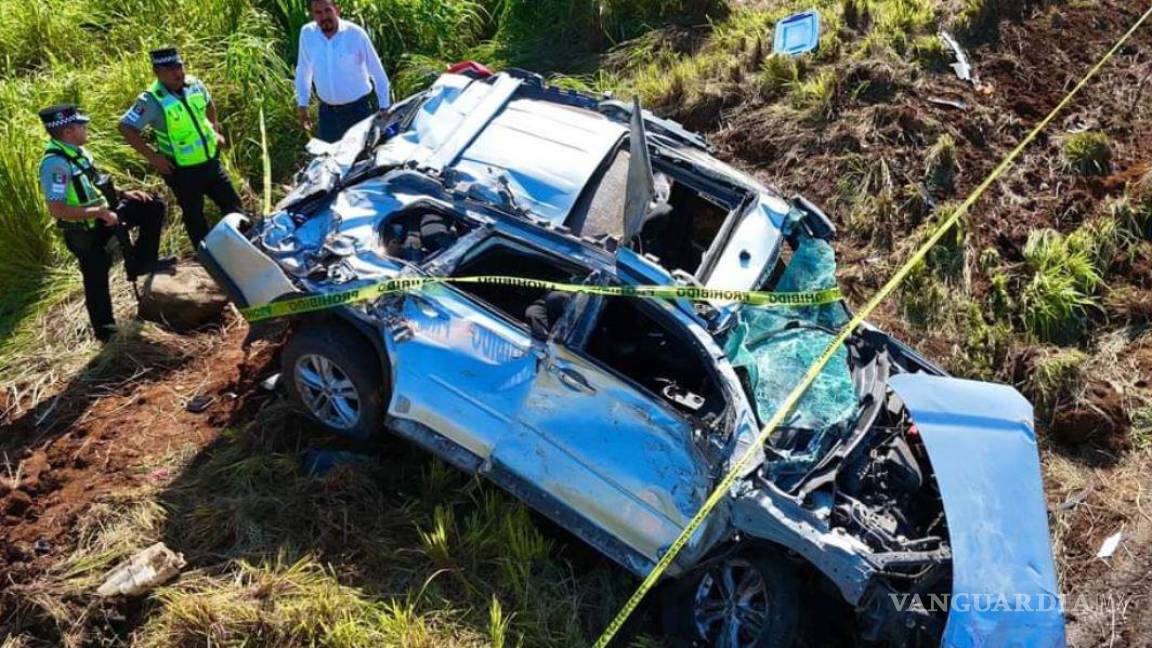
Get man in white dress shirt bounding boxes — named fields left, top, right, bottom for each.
left=295, top=0, right=392, bottom=143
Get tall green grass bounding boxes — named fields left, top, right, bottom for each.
left=0, top=0, right=719, bottom=370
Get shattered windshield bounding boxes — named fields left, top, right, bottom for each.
left=723, top=213, right=857, bottom=483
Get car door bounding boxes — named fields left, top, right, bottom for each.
left=384, top=279, right=538, bottom=464
left=500, top=296, right=720, bottom=573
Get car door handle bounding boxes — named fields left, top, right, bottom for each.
left=553, top=366, right=596, bottom=394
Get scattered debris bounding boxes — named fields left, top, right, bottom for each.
left=1055, top=488, right=1090, bottom=512
left=1096, top=531, right=1123, bottom=559
left=148, top=467, right=171, bottom=483
left=260, top=373, right=282, bottom=392
left=33, top=538, right=51, bottom=555
left=926, top=96, right=969, bottom=110
left=939, top=31, right=974, bottom=82
left=184, top=395, right=214, bottom=413
left=773, top=10, right=821, bottom=56
left=96, top=542, right=186, bottom=597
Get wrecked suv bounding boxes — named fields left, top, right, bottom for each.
left=201, top=68, right=1066, bottom=647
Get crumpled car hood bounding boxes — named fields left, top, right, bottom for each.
left=889, top=374, right=1066, bottom=648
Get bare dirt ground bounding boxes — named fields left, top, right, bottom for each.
left=3, top=1, right=1152, bottom=646
left=1, top=319, right=274, bottom=585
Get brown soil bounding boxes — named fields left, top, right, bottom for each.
left=0, top=320, right=276, bottom=586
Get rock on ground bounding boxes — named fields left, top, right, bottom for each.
left=138, top=263, right=229, bottom=330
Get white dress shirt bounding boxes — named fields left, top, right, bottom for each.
left=295, top=19, right=391, bottom=108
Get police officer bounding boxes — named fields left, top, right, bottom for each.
left=118, top=47, right=242, bottom=248
left=38, top=104, right=172, bottom=342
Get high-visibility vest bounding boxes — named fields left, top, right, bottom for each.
left=43, top=139, right=106, bottom=228
left=147, top=77, right=218, bottom=167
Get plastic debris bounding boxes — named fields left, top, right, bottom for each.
left=33, top=538, right=51, bottom=555
left=185, top=394, right=214, bottom=413
left=1096, top=531, right=1123, bottom=559
left=927, top=96, right=969, bottom=111
left=773, top=10, right=821, bottom=56
left=939, top=31, right=973, bottom=82
left=96, top=542, right=186, bottom=597
left=260, top=373, right=282, bottom=392
left=304, top=449, right=373, bottom=476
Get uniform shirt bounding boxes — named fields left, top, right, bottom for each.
left=295, top=19, right=391, bottom=108
left=38, top=141, right=92, bottom=203
left=119, top=78, right=213, bottom=133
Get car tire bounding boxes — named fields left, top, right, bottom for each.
left=281, top=323, right=387, bottom=440
left=662, top=550, right=800, bottom=648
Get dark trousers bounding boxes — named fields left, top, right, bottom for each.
left=62, top=196, right=165, bottom=341
left=163, top=158, right=242, bottom=248
left=318, top=93, right=375, bottom=143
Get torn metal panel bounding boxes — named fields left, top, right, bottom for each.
left=889, top=374, right=1067, bottom=648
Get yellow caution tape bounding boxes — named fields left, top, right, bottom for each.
left=239, top=275, right=843, bottom=323
left=593, top=5, right=1152, bottom=647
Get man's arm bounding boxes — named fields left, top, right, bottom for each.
left=295, top=30, right=314, bottom=131
left=118, top=94, right=174, bottom=175
left=47, top=201, right=118, bottom=225
left=360, top=28, right=391, bottom=110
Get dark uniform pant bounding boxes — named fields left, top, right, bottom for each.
left=318, top=93, right=375, bottom=143
left=61, top=196, right=165, bottom=341
left=163, top=158, right=242, bottom=248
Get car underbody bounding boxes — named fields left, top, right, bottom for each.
left=201, top=69, right=1066, bottom=647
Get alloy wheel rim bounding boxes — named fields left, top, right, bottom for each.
left=294, top=354, right=361, bottom=430
left=692, top=558, right=771, bottom=648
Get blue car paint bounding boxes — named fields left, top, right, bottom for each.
left=888, top=373, right=1067, bottom=648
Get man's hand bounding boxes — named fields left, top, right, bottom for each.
left=121, top=190, right=150, bottom=202
left=298, top=106, right=313, bottom=133
left=96, top=209, right=119, bottom=227
left=146, top=151, right=174, bottom=175
left=215, top=130, right=228, bottom=150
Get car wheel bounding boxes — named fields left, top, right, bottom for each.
left=281, top=324, right=387, bottom=439
left=663, top=551, right=799, bottom=648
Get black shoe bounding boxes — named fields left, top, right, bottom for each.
left=142, top=256, right=178, bottom=275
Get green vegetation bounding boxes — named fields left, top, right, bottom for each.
left=1024, top=347, right=1088, bottom=416
left=0, top=0, right=721, bottom=372
left=1062, top=131, right=1113, bottom=176
left=1020, top=228, right=1101, bottom=343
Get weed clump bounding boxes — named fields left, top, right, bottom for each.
left=1024, top=347, right=1088, bottom=417
left=1020, top=229, right=1101, bottom=343
left=924, top=133, right=958, bottom=193
left=1062, top=131, right=1113, bottom=176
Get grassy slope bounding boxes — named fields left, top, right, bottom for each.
left=2, top=0, right=1152, bottom=646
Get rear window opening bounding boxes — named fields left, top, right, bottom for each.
left=634, top=181, right=729, bottom=275
left=566, top=146, right=733, bottom=276
left=584, top=297, right=726, bottom=419
left=448, top=238, right=587, bottom=328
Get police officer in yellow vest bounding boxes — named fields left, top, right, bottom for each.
left=38, top=104, right=173, bottom=342
left=119, top=47, right=242, bottom=247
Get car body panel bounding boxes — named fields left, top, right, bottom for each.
left=514, top=341, right=715, bottom=569
left=888, top=374, right=1067, bottom=648
left=456, top=98, right=626, bottom=223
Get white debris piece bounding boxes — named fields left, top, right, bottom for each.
left=939, top=31, right=973, bottom=82
left=96, top=542, right=186, bottom=597
left=1096, top=531, right=1123, bottom=559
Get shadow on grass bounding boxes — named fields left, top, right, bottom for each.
left=147, top=396, right=663, bottom=647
